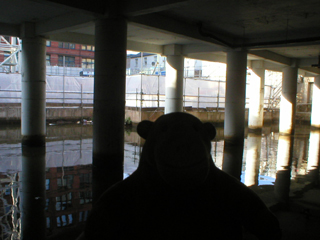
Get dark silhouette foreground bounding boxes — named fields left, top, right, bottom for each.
left=85, top=112, right=281, bottom=239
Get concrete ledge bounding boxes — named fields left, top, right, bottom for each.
left=0, top=106, right=281, bottom=124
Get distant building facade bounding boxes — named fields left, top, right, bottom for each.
left=126, top=52, right=166, bottom=75
left=0, top=35, right=225, bottom=79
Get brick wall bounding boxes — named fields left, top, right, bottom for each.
left=46, top=41, right=94, bottom=67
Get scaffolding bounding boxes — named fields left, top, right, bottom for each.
left=0, top=36, right=20, bottom=73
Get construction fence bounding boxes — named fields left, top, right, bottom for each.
left=0, top=73, right=282, bottom=110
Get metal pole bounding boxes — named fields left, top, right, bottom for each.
left=136, top=88, right=138, bottom=110
left=198, top=87, right=200, bottom=109
left=63, top=56, right=65, bottom=108
left=157, top=75, right=160, bottom=108
left=81, top=84, right=83, bottom=123
left=140, top=52, right=143, bottom=73
left=217, top=80, right=220, bottom=112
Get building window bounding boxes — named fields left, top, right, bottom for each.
left=81, top=45, right=95, bottom=51
left=55, top=193, right=72, bottom=211
left=46, top=217, right=51, bottom=228
left=45, top=198, right=50, bottom=211
left=46, top=41, right=51, bottom=47
left=79, top=191, right=92, bottom=204
left=194, top=70, right=202, bottom=78
left=79, top=211, right=89, bottom=222
left=135, top=59, right=138, bottom=67
left=144, top=57, right=147, bottom=66
left=58, top=42, right=75, bottom=49
left=57, top=175, right=74, bottom=189
left=82, top=58, right=94, bottom=69
left=58, top=55, right=75, bottom=67
left=56, top=214, right=73, bottom=227
left=46, top=179, right=50, bottom=190
left=80, top=173, right=92, bottom=188
left=46, top=55, right=51, bottom=66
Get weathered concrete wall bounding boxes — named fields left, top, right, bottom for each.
left=46, top=107, right=93, bottom=121
left=0, top=107, right=21, bottom=122
left=0, top=106, right=93, bottom=123
left=125, top=107, right=282, bottom=125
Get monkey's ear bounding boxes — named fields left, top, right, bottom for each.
left=137, top=120, right=154, bottom=139
left=203, top=122, right=216, bottom=140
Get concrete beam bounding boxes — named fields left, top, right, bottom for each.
left=47, top=32, right=95, bottom=45
left=124, top=0, right=189, bottom=16
left=298, top=57, right=319, bottom=67
left=0, top=23, right=20, bottom=37
left=129, top=13, right=230, bottom=48
left=127, top=40, right=163, bottom=54
left=36, top=12, right=96, bottom=35
left=185, top=52, right=227, bottom=63
left=35, top=0, right=105, bottom=14
left=299, top=67, right=320, bottom=76
left=47, top=32, right=163, bottom=54
left=182, top=44, right=226, bottom=55
left=248, top=50, right=292, bottom=66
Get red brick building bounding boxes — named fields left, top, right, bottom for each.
left=46, top=41, right=95, bottom=69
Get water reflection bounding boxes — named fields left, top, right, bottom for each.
left=307, top=130, right=320, bottom=183
left=274, top=135, right=294, bottom=203
left=20, top=146, right=46, bottom=240
left=0, top=123, right=319, bottom=239
left=244, top=133, right=261, bottom=186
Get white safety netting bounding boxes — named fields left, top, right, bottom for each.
left=0, top=73, right=227, bottom=108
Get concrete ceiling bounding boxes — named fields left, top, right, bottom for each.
left=2, top=0, right=320, bottom=75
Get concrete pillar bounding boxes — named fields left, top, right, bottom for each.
left=164, top=45, right=184, bottom=114
left=310, top=75, right=320, bottom=128
left=279, top=66, right=298, bottom=135
left=248, top=61, right=265, bottom=132
left=20, top=146, right=46, bottom=240
left=223, top=50, right=247, bottom=179
left=244, top=133, right=262, bottom=186
left=224, top=50, right=248, bottom=142
left=93, top=17, right=127, bottom=202
left=20, top=23, right=46, bottom=146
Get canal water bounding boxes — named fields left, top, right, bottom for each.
left=0, top=123, right=319, bottom=239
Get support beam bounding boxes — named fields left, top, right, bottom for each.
left=223, top=50, right=247, bottom=180
left=130, top=13, right=230, bottom=47
left=0, top=23, right=20, bottom=37
left=21, top=23, right=46, bottom=147
left=311, top=75, right=320, bottom=128
left=164, top=45, right=184, bottom=114
left=224, top=50, right=248, bottom=142
left=279, top=66, right=298, bottom=135
left=92, top=17, right=127, bottom=203
left=47, top=32, right=164, bottom=54
left=124, top=0, right=189, bottom=16
left=36, top=12, right=97, bottom=35
left=248, top=61, right=265, bottom=132
left=249, top=50, right=291, bottom=66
